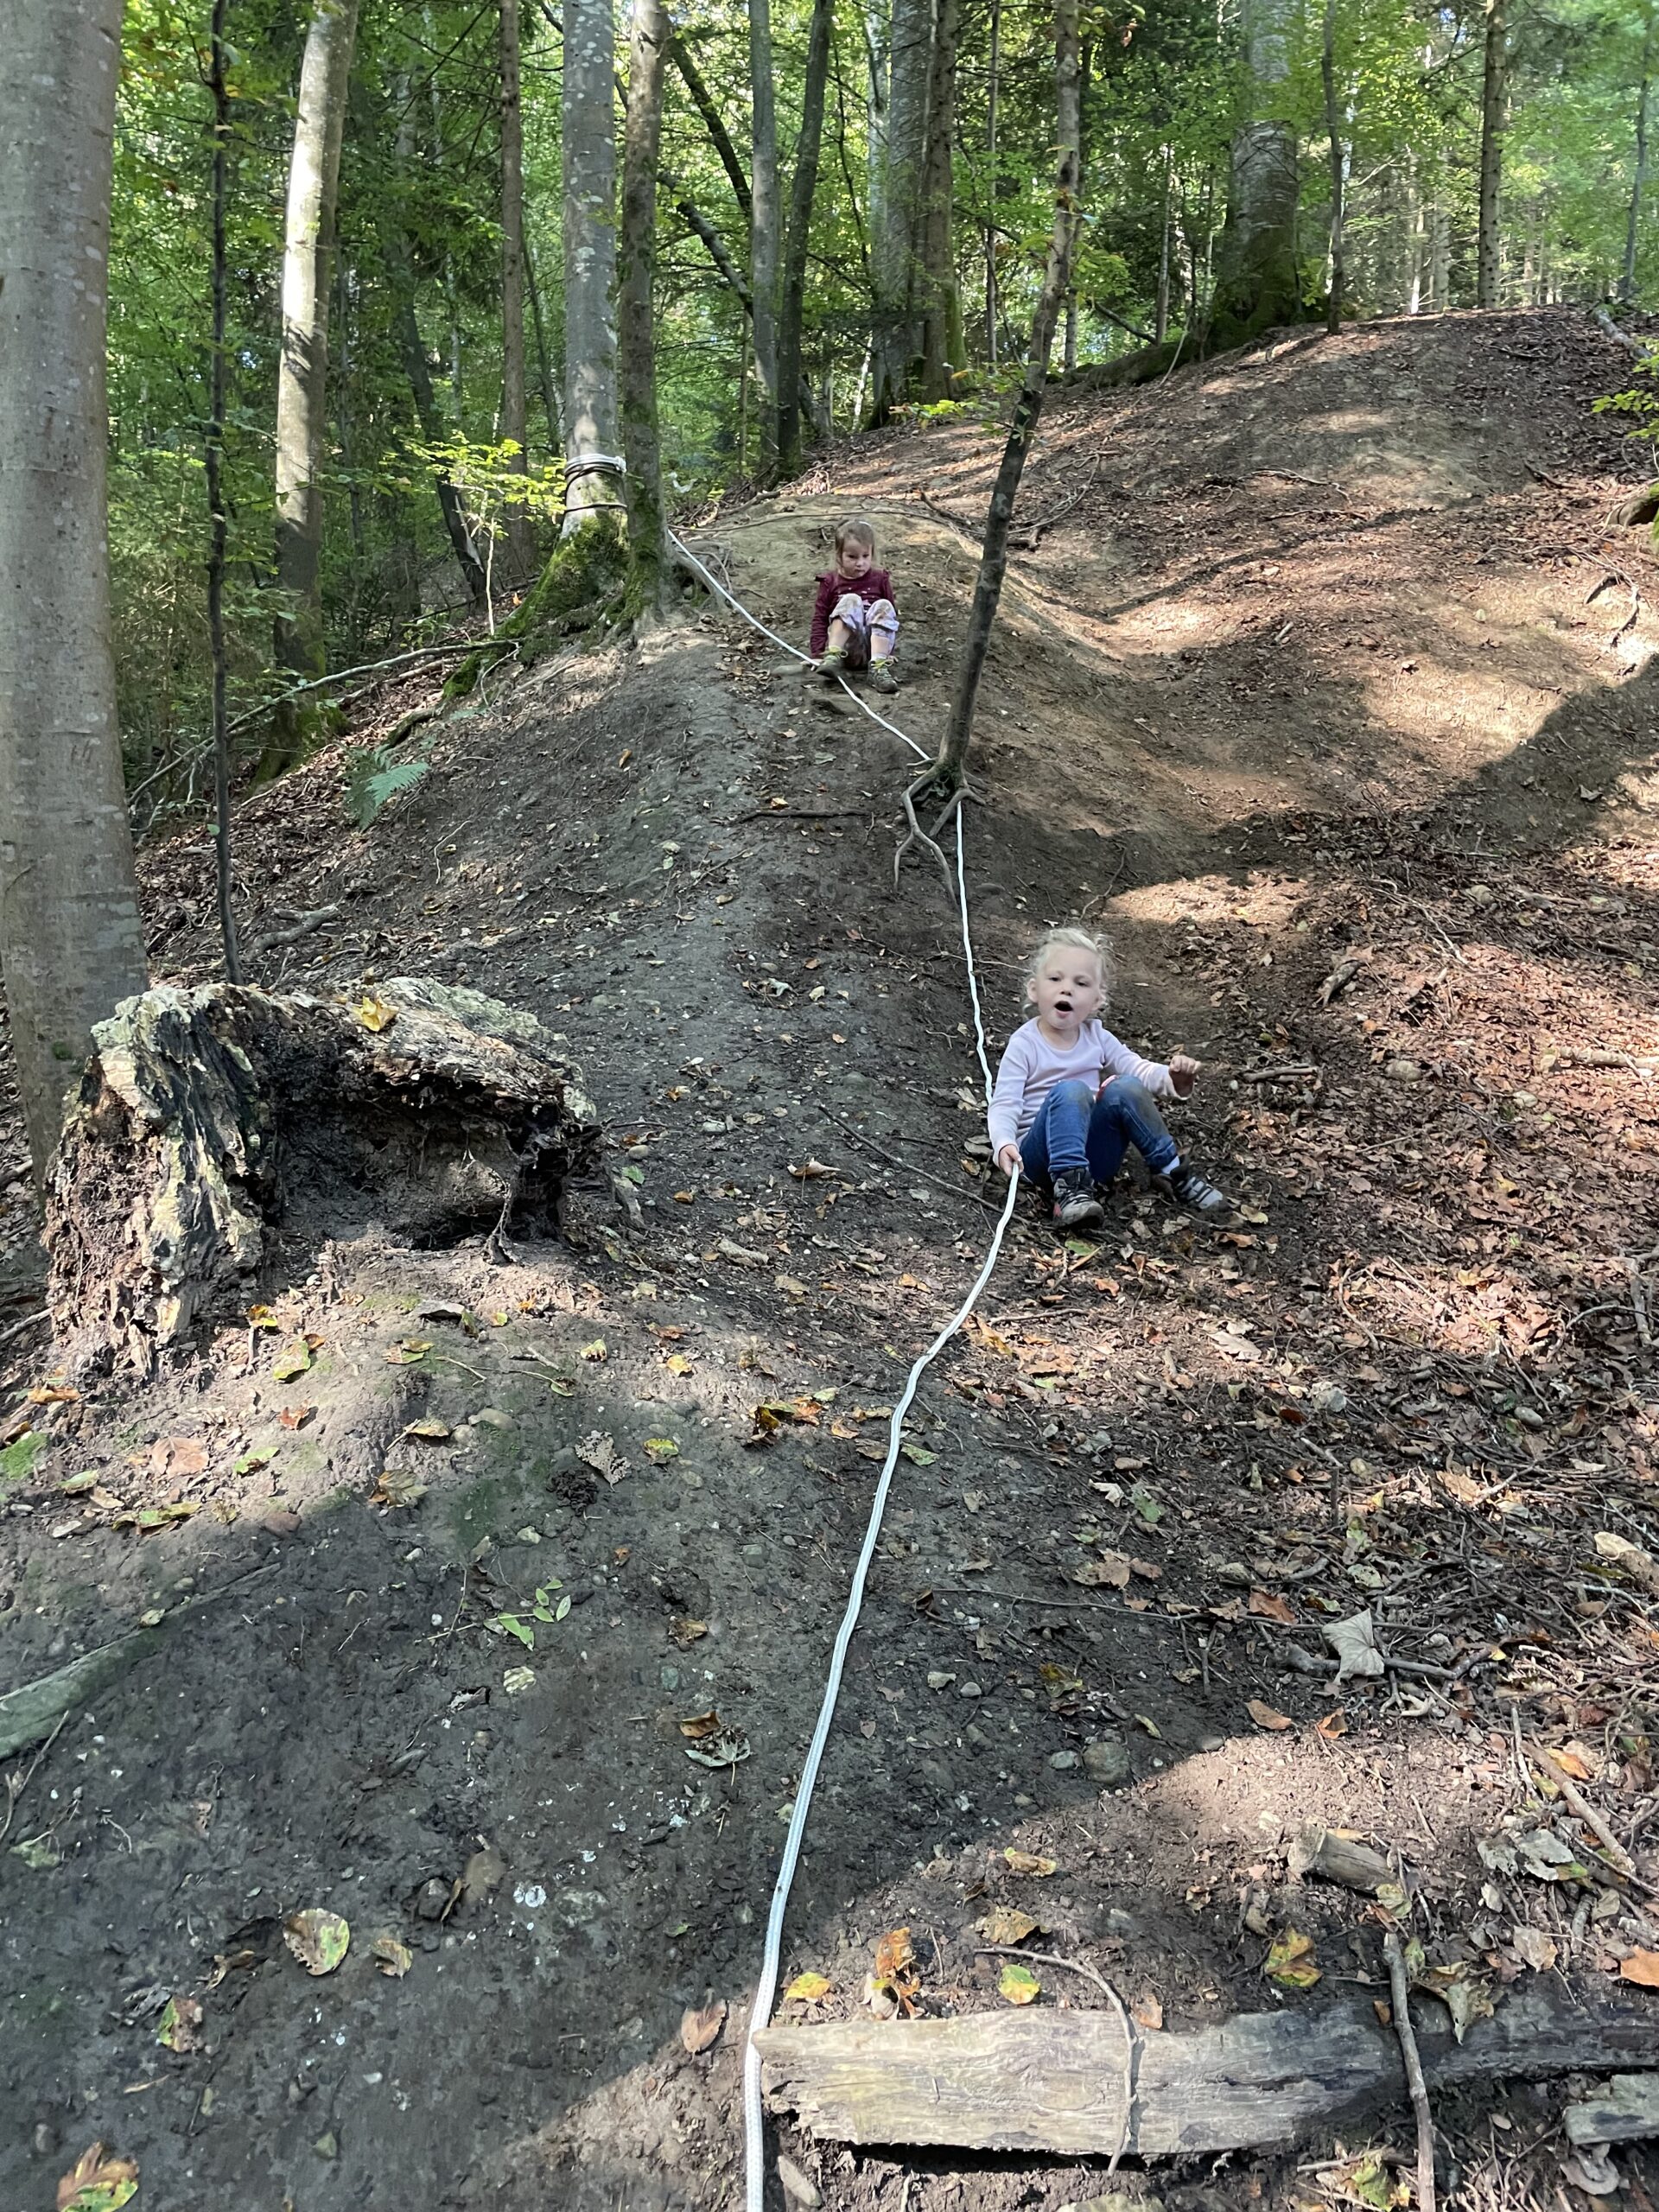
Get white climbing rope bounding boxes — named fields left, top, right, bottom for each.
left=669, top=526, right=1024, bottom=2212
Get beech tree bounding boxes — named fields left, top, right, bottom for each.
left=562, top=0, right=621, bottom=533
left=1208, top=0, right=1300, bottom=341
left=620, top=0, right=670, bottom=600
left=0, top=0, right=147, bottom=1179
left=267, top=0, right=359, bottom=772
left=499, top=0, right=533, bottom=575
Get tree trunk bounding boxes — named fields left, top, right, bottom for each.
left=389, top=87, right=488, bottom=608
left=207, top=0, right=241, bottom=986
left=984, top=0, right=1000, bottom=365
left=1155, top=147, right=1173, bottom=343
left=779, top=0, right=837, bottom=473
left=524, top=235, right=563, bottom=451
left=1624, top=4, right=1654, bottom=304
left=917, top=0, right=961, bottom=397
left=562, top=0, right=621, bottom=533
left=1477, top=0, right=1507, bottom=309
left=268, top=0, right=360, bottom=775
left=0, top=0, right=148, bottom=1182
left=749, top=0, right=782, bottom=476
left=1321, top=0, right=1344, bottom=334
left=874, top=0, right=934, bottom=413
left=670, top=35, right=752, bottom=220
left=44, top=978, right=601, bottom=1376
left=1208, top=0, right=1301, bottom=345
left=499, top=0, right=534, bottom=577
left=931, top=0, right=1080, bottom=791
left=620, top=0, right=668, bottom=603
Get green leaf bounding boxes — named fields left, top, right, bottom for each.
left=555, top=1593, right=572, bottom=1621
left=0, top=1432, right=47, bottom=1485
left=271, top=1338, right=312, bottom=1382
left=493, top=1612, right=535, bottom=1648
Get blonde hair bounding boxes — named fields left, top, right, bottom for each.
left=1024, top=925, right=1115, bottom=1006
left=834, top=515, right=876, bottom=556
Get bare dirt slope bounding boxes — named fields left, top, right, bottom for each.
left=2, top=307, right=1657, bottom=2212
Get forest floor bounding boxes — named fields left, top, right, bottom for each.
left=3, top=304, right=1659, bottom=2212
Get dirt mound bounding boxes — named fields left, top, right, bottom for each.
left=2, top=308, right=1656, bottom=2212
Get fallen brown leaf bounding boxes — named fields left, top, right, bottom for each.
left=680, top=1999, right=728, bottom=2054
left=1248, top=1699, right=1295, bottom=1732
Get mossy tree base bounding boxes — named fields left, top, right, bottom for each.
left=447, top=514, right=628, bottom=695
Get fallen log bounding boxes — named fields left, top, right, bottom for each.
left=758, top=1981, right=1655, bottom=2158
left=45, top=977, right=600, bottom=1374
left=1566, top=2072, right=1659, bottom=2147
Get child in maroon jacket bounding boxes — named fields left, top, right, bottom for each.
left=809, top=517, right=899, bottom=694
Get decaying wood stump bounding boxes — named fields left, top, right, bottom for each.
left=45, top=976, right=601, bottom=1373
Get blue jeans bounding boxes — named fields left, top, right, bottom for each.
left=1018, top=1077, right=1179, bottom=1187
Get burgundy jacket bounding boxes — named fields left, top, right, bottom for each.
left=810, top=568, right=897, bottom=657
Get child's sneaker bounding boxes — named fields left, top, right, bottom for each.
left=1164, top=1162, right=1230, bottom=1214
left=816, top=649, right=846, bottom=682
left=1051, top=1167, right=1106, bottom=1232
left=869, top=660, right=899, bottom=696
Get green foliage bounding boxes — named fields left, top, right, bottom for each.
left=345, top=746, right=433, bottom=829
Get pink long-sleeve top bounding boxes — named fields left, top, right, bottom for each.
left=987, top=1018, right=1176, bottom=1154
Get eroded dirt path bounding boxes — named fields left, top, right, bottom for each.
left=2, top=308, right=1657, bottom=2212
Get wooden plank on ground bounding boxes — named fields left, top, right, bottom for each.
left=758, top=1984, right=1656, bottom=2158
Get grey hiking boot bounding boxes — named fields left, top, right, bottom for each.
left=1164, top=1162, right=1230, bottom=1215
left=1051, top=1167, right=1106, bottom=1232
left=816, top=648, right=846, bottom=682
left=869, top=660, right=899, bottom=696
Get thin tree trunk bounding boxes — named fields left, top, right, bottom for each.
left=876, top=0, right=933, bottom=413
left=779, top=0, right=836, bottom=473
left=918, top=0, right=960, bottom=397
left=984, top=0, right=1000, bottom=366
left=562, top=0, right=621, bottom=533
left=391, top=86, right=488, bottom=607
left=499, top=0, right=533, bottom=575
left=620, top=0, right=668, bottom=603
left=0, top=0, right=148, bottom=1179
left=932, top=0, right=1081, bottom=791
left=207, top=0, right=240, bottom=984
left=1624, top=4, right=1654, bottom=303
left=670, top=35, right=752, bottom=219
left=1155, top=146, right=1173, bottom=343
left=749, top=0, right=781, bottom=477
left=1477, top=0, right=1507, bottom=308
left=269, top=0, right=359, bottom=773
left=1322, top=0, right=1344, bottom=334
left=865, top=0, right=890, bottom=373
left=524, top=234, right=563, bottom=448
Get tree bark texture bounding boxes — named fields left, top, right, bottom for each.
left=1477, top=0, right=1507, bottom=308
left=0, top=0, right=148, bottom=1182
left=562, top=0, right=621, bottom=532
left=270, top=0, right=360, bottom=763
left=1624, top=5, right=1654, bottom=304
left=620, top=0, right=669, bottom=601
left=45, top=978, right=601, bottom=1376
left=779, top=0, right=837, bottom=474
left=875, top=0, right=934, bottom=412
left=207, top=0, right=241, bottom=986
left=758, top=1982, right=1656, bottom=2158
left=917, top=0, right=961, bottom=397
left=1209, top=0, right=1301, bottom=344
left=1322, top=0, right=1344, bottom=334
left=499, top=0, right=534, bottom=575
left=749, top=0, right=782, bottom=474
left=932, top=0, right=1080, bottom=788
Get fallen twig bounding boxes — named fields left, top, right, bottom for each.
left=1281, top=1644, right=1454, bottom=1683
left=971, top=1946, right=1136, bottom=2172
left=0, top=1309, right=49, bottom=1353
left=1382, top=1929, right=1437, bottom=2212
left=252, top=904, right=341, bottom=954
left=0, top=1710, right=67, bottom=1844
left=1528, top=1739, right=1657, bottom=1896
left=1240, top=1063, right=1320, bottom=1084
left=1623, top=1256, right=1654, bottom=1350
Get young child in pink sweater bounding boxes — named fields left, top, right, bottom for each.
left=988, top=927, right=1229, bottom=1230
left=809, top=517, right=899, bottom=695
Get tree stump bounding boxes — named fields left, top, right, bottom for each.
left=45, top=976, right=601, bottom=1374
